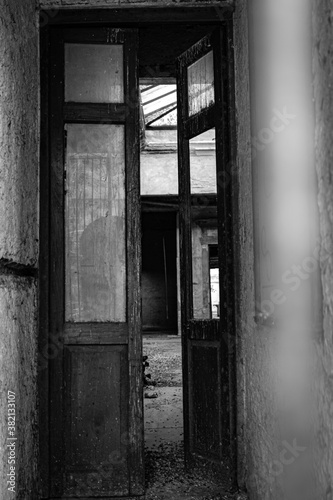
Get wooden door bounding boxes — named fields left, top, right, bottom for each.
left=42, top=27, right=143, bottom=498
left=177, top=28, right=235, bottom=467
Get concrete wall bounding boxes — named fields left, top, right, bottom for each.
left=192, top=225, right=217, bottom=319
left=1, top=0, right=331, bottom=499
left=141, top=129, right=217, bottom=196
left=312, top=1, right=333, bottom=497
left=0, top=1, right=39, bottom=499
left=236, top=1, right=318, bottom=499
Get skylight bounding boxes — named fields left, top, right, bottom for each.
left=140, top=84, right=177, bottom=128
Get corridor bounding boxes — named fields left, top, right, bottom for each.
left=143, top=336, right=237, bottom=500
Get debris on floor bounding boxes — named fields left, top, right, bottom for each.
left=143, top=354, right=158, bottom=398
left=143, top=336, right=242, bottom=500
left=145, top=441, right=237, bottom=500
left=145, top=389, right=159, bottom=399
left=143, top=336, right=182, bottom=388
left=143, top=355, right=157, bottom=386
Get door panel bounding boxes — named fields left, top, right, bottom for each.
left=64, top=345, right=129, bottom=497
left=47, top=27, right=143, bottom=498
left=190, top=341, right=221, bottom=459
left=177, top=28, right=234, bottom=467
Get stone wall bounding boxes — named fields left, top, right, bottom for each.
left=0, top=0, right=39, bottom=499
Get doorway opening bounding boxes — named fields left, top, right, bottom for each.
left=40, top=11, right=236, bottom=499
left=138, top=25, right=235, bottom=499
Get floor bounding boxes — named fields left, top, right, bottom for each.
left=143, top=335, right=239, bottom=500
left=144, top=335, right=183, bottom=449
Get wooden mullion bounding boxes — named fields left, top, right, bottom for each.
left=49, top=496, right=145, bottom=500
left=124, top=30, right=144, bottom=497
left=177, top=32, right=214, bottom=70
left=63, top=323, right=129, bottom=345
left=184, top=106, right=216, bottom=139
left=214, top=27, right=230, bottom=457
left=49, top=27, right=65, bottom=498
left=39, top=23, right=50, bottom=500
left=41, top=6, right=234, bottom=27
left=222, top=21, right=238, bottom=486
left=62, top=27, right=126, bottom=43
left=188, top=319, right=220, bottom=341
left=64, top=103, right=127, bottom=123
left=214, top=25, right=237, bottom=468
left=177, top=55, right=193, bottom=465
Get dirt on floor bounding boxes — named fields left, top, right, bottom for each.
left=145, top=441, right=237, bottom=500
left=143, top=336, right=182, bottom=387
left=143, top=335, right=242, bottom=500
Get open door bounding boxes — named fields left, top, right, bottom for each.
left=41, top=27, right=144, bottom=498
left=177, top=28, right=235, bottom=468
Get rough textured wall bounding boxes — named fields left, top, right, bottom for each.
left=238, top=0, right=283, bottom=492
left=312, top=1, right=333, bottom=498
left=39, top=0, right=226, bottom=7
left=0, top=278, right=38, bottom=500
left=232, top=0, right=253, bottom=490
left=0, top=0, right=39, bottom=266
left=241, top=0, right=321, bottom=500
left=0, top=0, right=39, bottom=498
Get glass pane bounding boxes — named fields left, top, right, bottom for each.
left=65, top=44, right=124, bottom=103
left=65, top=124, right=126, bottom=322
left=187, top=51, right=214, bottom=116
left=190, top=129, right=218, bottom=319
left=209, top=246, right=220, bottom=318
left=190, top=128, right=216, bottom=194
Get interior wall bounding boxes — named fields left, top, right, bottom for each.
left=232, top=0, right=254, bottom=492
left=4, top=1, right=327, bottom=499
left=312, top=1, right=333, bottom=497
left=142, top=212, right=178, bottom=332
left=238, top=1, right=318, bottom=499
left=39, top=0, right=228, bottom=8
left=0, top=0, right=39, bottom=498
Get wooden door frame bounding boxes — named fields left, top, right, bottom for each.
left=39, top=26, right=142, bottom=499
left=176, top=26, right=237, bottom=475
left=39, top=6, right=237, bottom=497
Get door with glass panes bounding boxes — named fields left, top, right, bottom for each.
left=177, top=28, right=236, bottom=468
left=43, top=28, right=143, bottom=498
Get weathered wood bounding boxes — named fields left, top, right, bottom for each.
left=177, top=27, right=235, bottom=469
left=188, top=319, right=220, bottom=340
left=184, top=106, right=216, bottom=140
left=42, top=6, right=234, bottom=26
left=214, top=26, right=235, bottom=456
left=38, top=23, right=50, bottom=499
left=64, top=345, right=129, bottom=497
left=49, top=27, right=65, bottom=498
left=124, top=30, right=145, bottom=497
left=49, top=496, right=144, bottom=500
left=64, top=103, right=126, bottom=123
left=177, top=53, right=192, bottom=465
left=46, top=27, right=144, bottom=498
left=63, top=27, right=126, bottom=44
left=189, top=341, right=221, bottom=458
left=63, top=323, right=128, bottom=344
left=215, top=22, right=237, bottom=485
